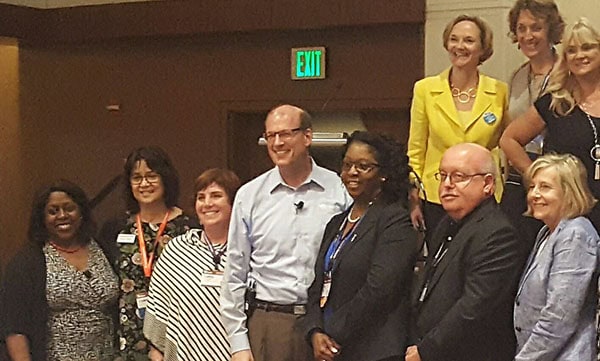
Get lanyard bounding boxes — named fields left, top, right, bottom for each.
left=136, top=211, right=170, bottom=277
left=323, top=217, right=361, bottom=273
left=201, top=231, right=227, bottom=271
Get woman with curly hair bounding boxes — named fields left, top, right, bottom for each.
left=500, top=0, right=565, bottom=245
left=501, top=18, right=600, bottom=229
left=304, top=131, right=418, bottom=361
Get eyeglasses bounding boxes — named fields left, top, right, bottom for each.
left=434, top=171, right=489, bottom=185
left=341, top=161, right=380, bottom=173
left=130, top=173, right=161, bottom=185
left=263, top=127, right=305, bottom=142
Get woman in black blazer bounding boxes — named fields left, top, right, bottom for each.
left=305, top=131, right=418, bottom=361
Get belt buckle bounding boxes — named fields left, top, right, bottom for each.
left=293, top=305, right=306, bottom=315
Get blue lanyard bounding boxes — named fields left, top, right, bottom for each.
left=323, top=217, right=361, bottom=273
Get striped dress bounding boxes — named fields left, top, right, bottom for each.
left=144, top=229, right=229, bottom=361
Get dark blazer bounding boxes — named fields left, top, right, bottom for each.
left=0, top=239, right=118, bottom=361
left=304, top=200, right=418, bottom=361
left=412, top=198, right=530, bottom=361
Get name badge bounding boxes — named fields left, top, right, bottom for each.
left=117, top=234, right=136, bottom=244
left=320, top=274, right=332, bottom=308
left=136, top=291, right=149, bottom=319
left=201, top=270, right=224, bottom=287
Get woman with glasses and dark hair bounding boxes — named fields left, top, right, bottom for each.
left=98, top=146, right=192, bottom=361
left=2, top=180, right=119, bottom=361
left=304, top=131, right=418, bottom=361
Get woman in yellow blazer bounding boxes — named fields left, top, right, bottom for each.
left=408, top=14, right=509, bottom=245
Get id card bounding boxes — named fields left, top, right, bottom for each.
left=201, top=270, right=224, bottom=287
left=320, top=274, right=332, bottom=308
left=117, top=233, right=136, bottom=244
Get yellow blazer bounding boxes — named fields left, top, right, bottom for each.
left=408, top=68, right=509, bottom=204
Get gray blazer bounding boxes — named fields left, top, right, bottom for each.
left=514, top=216, right=599, bottom=361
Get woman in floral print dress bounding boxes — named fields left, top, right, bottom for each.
left=99, top=146, right=192, bottom=361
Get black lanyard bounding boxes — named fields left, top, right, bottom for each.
left=202, top=231, right=227, bottom=271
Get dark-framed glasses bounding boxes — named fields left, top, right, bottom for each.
left=341, top=161, right=380, bottom=173
left=263, top=127, right=305, bottom=142
left=130, top=173, right=161, bottom=185
left=434, top=171, right=489, bottom=185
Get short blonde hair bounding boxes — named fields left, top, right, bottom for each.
left=524, top=153, right=597, bottom=219
left=443, top=15, right=494, bottom=65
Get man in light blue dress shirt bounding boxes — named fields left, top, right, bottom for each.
left=221, top=104, right=351, bottom=361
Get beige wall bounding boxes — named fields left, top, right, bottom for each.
left=0, top=38, right=28, bottom=267
left=425, top=0, right=600, bottom=82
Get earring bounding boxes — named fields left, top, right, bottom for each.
left=381, top=177, right=387, bottom=182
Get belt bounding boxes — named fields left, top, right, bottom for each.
left=252, top=299, right=306, bottom=315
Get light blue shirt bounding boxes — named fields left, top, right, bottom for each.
left=220, top=159, right=351, bottom=354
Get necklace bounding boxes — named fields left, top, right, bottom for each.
left=585, top=112, right=600, bottom=180
left=347, top=207, right=361, bottom=223
left=527, top=62, right=553, bottom=104
left=450, top=84, right=477, bottom=104
left=50, top=241, right=82, bottom=254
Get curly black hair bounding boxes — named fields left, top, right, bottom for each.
left=343, top=131, right=410, bottom=205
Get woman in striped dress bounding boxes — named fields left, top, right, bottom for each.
left=143, top=168, right=241, bottom=361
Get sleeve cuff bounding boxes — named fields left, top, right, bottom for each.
left=230, top=333, right=251, bottom=354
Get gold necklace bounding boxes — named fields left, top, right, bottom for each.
left=450, top=84, right=477, bottom=104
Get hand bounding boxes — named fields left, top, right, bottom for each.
left=409, top=203, right=426, bottom=232
left=148, top=346, right=164, bottom=361
left=232, top=349, right=255, bottom=361
left=311, top=331, right=341, bottom=361
left=405, top=345, right=421, bottom=361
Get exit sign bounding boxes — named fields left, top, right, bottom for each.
left=291, top=46, right=326, bottom=80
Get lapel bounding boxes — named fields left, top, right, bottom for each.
left=464, top=73, right=497, bottom=130
left=431, top=69, right=499, bottom=131
left=423, top=200, right=494, bottom=300
left=331, top=202, right=381, bottom=274
left=516, top=226, right=552, bottom=297
left=431, top=68, right=460, bottom=128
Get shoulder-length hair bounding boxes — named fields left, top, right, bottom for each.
left=443, top=14, right=494, bottom=65
left=123, top=146, right=180, bottom=213
left=28, top=179, right=96, bottom=247
left=546, top=18, right=600, bottom=116
left=507, top=0, right=564, bottom=45
left=343, top=131, right=410, bottom=205
left=524, top=153, right=597, bottom=219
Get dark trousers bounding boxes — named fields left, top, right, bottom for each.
left=248, top=308, right=312, bottom=361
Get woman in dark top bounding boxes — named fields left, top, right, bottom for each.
left=1, top=180, right=119, bottom=361
left=501, top=18, right=600, bottom=229
left=98, top=146, right=192, bottom=361
left=304, top=131, right=418, bottom=361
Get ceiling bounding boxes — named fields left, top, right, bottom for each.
left=0, top=0, right=153, bottom=8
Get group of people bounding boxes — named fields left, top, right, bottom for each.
left=1, top=0, right=600, bottom=360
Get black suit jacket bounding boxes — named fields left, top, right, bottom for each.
left=304, top=200, right=418, bottom=361
left=412, top=198, right=530, bottom=361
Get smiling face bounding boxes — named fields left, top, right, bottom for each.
left=341, top=141, right=382, bottom=205
left=527, top=167, right=565, bottom=231
left=565, top=38, right=600, bottom=79
left=446, top=20, right=484, bottom=70
left=130, top=159, right=166, bottom=207
left=516, top=10, right=552, bottom=61
left=44, top=191, right=82, bottom=244
left=264, top=106, right=312, bottom=171
left=195, top=182, right=233, bottom=230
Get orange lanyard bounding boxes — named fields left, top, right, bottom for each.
left=136, top=211, right=170, bottom=277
